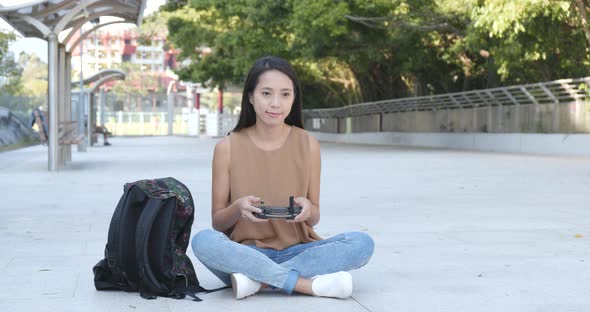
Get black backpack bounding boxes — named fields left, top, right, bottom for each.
left=93, top=177, right=228, bottom=301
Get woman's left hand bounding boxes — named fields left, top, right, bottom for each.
left=291, top=197, right=312, bottom=223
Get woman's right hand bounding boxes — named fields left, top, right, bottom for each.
left=235, top=195, right=268, bottom=222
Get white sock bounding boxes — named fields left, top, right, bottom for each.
left=231, top=273, right=261, bottom=300
left=311, top=271, right=353, bottom=299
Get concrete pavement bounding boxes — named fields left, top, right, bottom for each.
left=0, top=136, right=589, bottom=312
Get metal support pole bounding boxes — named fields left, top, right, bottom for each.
left=167, top=92, right=174, bottom=135
left=478, top=92, right=489, bottom=131
left=486, top=90, right=502, bottom=133
left=218, top=88, right=224, bottom=114
left=464, top=94, right=477, bottom=131
left=195, top=91, right=201, bottom=136
left=88, top=94, right=94, bottom=146
left=450, top=95, right=463, bottom=132
left=77, top=92, right=87, bottom=151
left=473, top=104, right=478, bottom=132
left=539, top=84, right=560, bottom=132
left=521, top=87, right=539, bottom=133
left=100, top=88, right=105, bottom=127
left=78, top=29, right=87, bottom=152
left=502, top=89, right=519, bottom=133
left=47, top=33, right=59, bottom=171
left=58, top=44, right=66, bottom=167
left=166, top=80, right=175, bottom=136
left=186, top=86, right=192, bottom=136
left=65, top=52, right=72, bottom=162
left=487, top=98, right=492, bottom=133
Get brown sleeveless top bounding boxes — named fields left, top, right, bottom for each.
left=226, top=126, right=322, bottom=250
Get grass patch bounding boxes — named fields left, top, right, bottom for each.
left=0, top=139, right=40, bottom=152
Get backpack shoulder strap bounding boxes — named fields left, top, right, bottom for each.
left=105, top=186, right=133, bottom=271
left=135, top=198, right=165, bottom=299
left=134, top=187, right=231, bottom=302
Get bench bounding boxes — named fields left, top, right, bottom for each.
left=58, top=121, right=84, bottom=145
left=32, top=111, right=84, bottom=145
left=32, top=109, right=47, bottom=144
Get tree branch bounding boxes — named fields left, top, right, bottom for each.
left=344, top=14, right=464, bottom=35
left=574, top=0, right=590, bottom=47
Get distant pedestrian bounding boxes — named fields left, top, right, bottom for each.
left=153, top=114, right=160, bottom=134
left=30, top=107, right=48, bottom=142
left=94, top=124, right=112, bottom=146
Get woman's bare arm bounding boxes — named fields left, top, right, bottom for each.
left=211, top=138, right=241, bottom=231
left=301, top=135, right=321, bottom=226
left=211, top=137, right=265, bottom=232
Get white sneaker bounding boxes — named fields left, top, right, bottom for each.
left=311, top=271, right=353, bottom=299
left=230, top=273, right=261, bottom=299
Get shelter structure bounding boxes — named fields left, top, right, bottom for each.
left=71, top=69, right=126, bottom=148
left=0, top=0, right=146, bottom=170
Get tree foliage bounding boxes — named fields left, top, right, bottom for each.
left=0, top=31, right=23, bottom=95
left=17, top=52, right=47, bottom=97
left=465, top=0, right=589, bottom=83
left=161, top=0, right=590, bottom=108
left=111, top=62, right=161, bottom=96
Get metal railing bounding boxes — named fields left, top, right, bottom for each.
left=97, top=111, right=237, bottom=137
left=303, top=77, right=590, bottom=118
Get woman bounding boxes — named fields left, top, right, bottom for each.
left=192, top=56, right=374, bottom=299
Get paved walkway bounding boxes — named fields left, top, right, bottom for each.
left=1, top=136, right=589, bottom=312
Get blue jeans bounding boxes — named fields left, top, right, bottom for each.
left=191, top=229, right=374, bottom=294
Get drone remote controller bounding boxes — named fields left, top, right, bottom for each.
left=253, top=196, right=302, bottom=220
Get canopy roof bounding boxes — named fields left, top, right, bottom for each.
left=0, top=0, right=145, bottom=40
left=71, top=68, right=126, bottom=93
left=72, top=68, right=125, bottom=86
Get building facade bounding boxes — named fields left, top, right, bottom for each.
left=70, top=28, right=177, bottom=77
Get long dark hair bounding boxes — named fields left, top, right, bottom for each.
left=231, top=56, right=304, bottom=133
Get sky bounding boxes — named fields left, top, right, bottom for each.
left=0, top=0, right=167, bottom=62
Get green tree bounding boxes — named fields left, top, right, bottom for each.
left=465, top=0, right=590, bottom=83
left=137, top=10, right=170, bottom=45
left=291, top=0, right=482, bottom=97
left=162, top=0, right=590, bottom=108
left=165, top=1, right=363, bottom=108
left=0, top=31, right=23, bottom=95
left=573, top=0, right=590, bottom=47
left=17, top=52, right=47, bottom=97
left=164, top=0, right=477, bottom=105
left=111, top=62, right=160, bottom=96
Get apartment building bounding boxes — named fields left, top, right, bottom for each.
left=70, top=28, right=177, bottom=76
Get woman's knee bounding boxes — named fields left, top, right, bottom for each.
left=191, top=229, right=224, bottom=256
left=345, top=232, right=375, bottom=264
